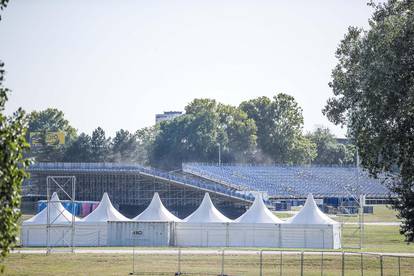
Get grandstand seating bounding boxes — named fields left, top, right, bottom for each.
left=183, top=163, right=390, bottom=198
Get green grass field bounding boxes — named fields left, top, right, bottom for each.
left=4, top=251, right=414, bottom=276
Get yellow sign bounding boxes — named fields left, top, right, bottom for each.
left=29, top=132, right=43, bottom=146
left=30, top=132, right=65, bottom=146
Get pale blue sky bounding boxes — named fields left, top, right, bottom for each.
left=0, top=1, right=374, bottom=138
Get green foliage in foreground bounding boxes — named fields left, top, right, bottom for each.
left=0, top=63, right=30, bottom=273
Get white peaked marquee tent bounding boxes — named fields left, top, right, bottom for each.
left=21, top=192, right=341, bottom=249
left=287, top=194, right=338, bottom=225
left=184, top=193, right=232, bottom=223
left=75, top=192, right=129, bottom=246
left=133, top=192, right=181, bottom=222
left=108, top=193, right=179, bottom=246
left=281, top=194, right=341, bottom=249
left=228, top=194, right=284, bottom=247
left=235, top=194, right=282, bottom=223
left=21, top=192, right=79, bottom=246
left=175, top=193, right=232, bottom=246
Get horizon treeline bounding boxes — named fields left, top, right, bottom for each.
left=27, top=93, right=356, bottom=169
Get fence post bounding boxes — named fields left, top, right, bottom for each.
left=279, top=251, right=283, bottom=276
left=221, top=249, right=225, bottom=276
left=320, top=251, right=324, bottom=276
left=300, top=251, right=304, bottom=276
left=259, top=250, right=263, bottom=276
left=341, top=251, right=345, bottom=276
left=360, top=253, right=364, bottom=276
left=398, top=256, right=401, bottom=276
left=177, top=247, right=181, bottom=275
left=380, top=255, right=383, bottom=276
left=132, top=245, right=135, bottom=275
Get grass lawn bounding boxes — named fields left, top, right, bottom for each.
left=4, top=251, right=414, bottom=276
left=335, top=205, right=400, bottom=223
left=7, top=224, right=414, bottom=275
left=342, top=225, right=413, bottom=253
left=274, top=205, right=400, bottom=223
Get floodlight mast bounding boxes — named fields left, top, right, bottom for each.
left=217, top=143, right=221, bottom=166
left=356, top=148, right=365, bottom=249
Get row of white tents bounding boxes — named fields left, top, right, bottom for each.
left=21, top=192, right=341, bottom=248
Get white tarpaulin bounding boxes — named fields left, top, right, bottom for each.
left=75, top=192, right=130, bottom=246
left=133, top=192, right=181, bottom=222
left=21, top=192, right=79, bottom=247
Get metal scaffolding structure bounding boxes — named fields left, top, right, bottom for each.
left=46, top=176, right=76, bottom=253
left=28, top=163, right=251, bottom=219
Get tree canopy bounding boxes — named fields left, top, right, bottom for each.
left=27, top=108, right=77, bottom=162
left=24, top=95, right=356, bottom=170
left=323, top=0, right=414, bottom=241
left=150, top=99, right=257, bottom=168
left=63, top=133, right=92, bottom=162
left=240, top=94, right=316, bottom=164
left=307, top=127, right=355, bottom=165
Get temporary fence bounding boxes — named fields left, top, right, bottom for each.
left=130, top=249, right=414, bottom=276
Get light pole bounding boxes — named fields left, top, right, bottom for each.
left=217, top=143, right=221, bottom=166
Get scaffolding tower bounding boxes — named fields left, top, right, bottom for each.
left=46, top=176, right=76, bottom=253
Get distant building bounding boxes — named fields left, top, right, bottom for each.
left=155, top=111, right=183, bottom=124
left=336, top=138, right=350, bottom=144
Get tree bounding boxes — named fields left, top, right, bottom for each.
left=150, top=99, right=257, bottom=168
left=216, top=104, right=257, bottom=162
left=63, top=133, right=92, bottom=162
left=90, top=127, right=110, bottom=162
left=240, top=94, right=316, bottom=164
left=28, top=108, right=77, bottom=162
left=0, top=64, right=30, bottom=269
left=28, top=108, right=76, bottom=138
left=0, top=0, right=8, bottom=20
left=307, top=127, right=355, bottom=165
left=0, top=1, right=31, bottom=269
left=111, top=129, right=140, bottom=163
left=323, top=0, right=414, bottom=241
left=150, top=110, right=219, bottom=168
left=134, top=126, right=157, bottom=165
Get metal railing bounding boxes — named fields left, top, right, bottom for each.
left=131, top=249, right=414, bottom=275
